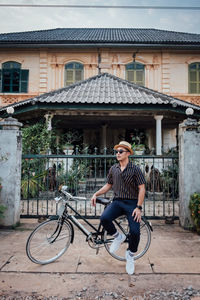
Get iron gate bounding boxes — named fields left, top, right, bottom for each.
left=21, top=152, right=179, bottom=219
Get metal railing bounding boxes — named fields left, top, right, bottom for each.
left=21, top=151, right=179, bottom=219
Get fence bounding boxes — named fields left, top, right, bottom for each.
left=20, top=149, right=179, bottom=219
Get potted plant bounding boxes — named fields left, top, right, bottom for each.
left=189, top=192, right=200, bottom=234
left=132, top=143, right=145, bottom=155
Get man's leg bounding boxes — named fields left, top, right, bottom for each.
left=100, top=200, right=123, bottom=235
left=100, top=201, right=126, bottom=253
left=123, top=201, right=140, bottom=275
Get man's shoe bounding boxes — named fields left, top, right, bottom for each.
left=110, top=233, right=126, bottom=253
left=126, top=250, right=135, bottom=275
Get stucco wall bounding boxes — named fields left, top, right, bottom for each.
left=0, top=48, right=200, bottom=107
left=0, top=119, right=22, bottom=227
left=179, top=119, right=200, bottom=229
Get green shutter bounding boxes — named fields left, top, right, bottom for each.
left=20, top=69, right=29, bottom=93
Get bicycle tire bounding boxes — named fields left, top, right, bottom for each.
left=26, top=219, right=72, bottom=265
left=104, top=216, right=151, bottom=261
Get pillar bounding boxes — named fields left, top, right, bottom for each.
left=0, top=117, right=22, bottom=227
left=154, top=115, right=163, bottom=155
left=179, top=118, right=200, bottom=229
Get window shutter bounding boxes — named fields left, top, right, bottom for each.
left=66, top=70, right=74, bottom=86
left=0, top=70, right=1, bottom=92
left=75, top=69, right=82, bottom=82
left=20, top=69, right=29, bottom=93
left=127, top=70, right=134, bottom=83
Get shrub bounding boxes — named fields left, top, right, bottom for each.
left=0, top=205, right=6, bottom=219
left=189, top=192, right=200, bottom=234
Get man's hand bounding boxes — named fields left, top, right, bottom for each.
left=91, top=194, right=97, bottom=206
left=132, top=207, right=142, bottom=222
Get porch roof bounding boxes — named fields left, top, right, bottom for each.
left=0, top=73, right=200, bottom=115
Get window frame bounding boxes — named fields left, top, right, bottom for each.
left=188, top=62, right=200, bottom=94
left=64, top=62, right=84, bottom=86
left=0, top=61, right=29, bottom=93
left=125, top=62, right=145, bottom=86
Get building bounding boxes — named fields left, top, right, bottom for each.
left=0, top=28, right=200, bottom=153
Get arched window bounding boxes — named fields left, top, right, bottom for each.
left=125, top=62, right=145, bottom=86
left=64, top=62, right=84, bottom=86
left=0, top=61, right=29, bottom=93
left=189, top=62, right=200, bottom=94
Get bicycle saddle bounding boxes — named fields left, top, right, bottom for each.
left=96, top=197, right=111, bottom=205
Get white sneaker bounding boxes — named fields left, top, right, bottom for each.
left=126, top=250, right=135, bottom=275
left=109, top=232, right=126, bottom=253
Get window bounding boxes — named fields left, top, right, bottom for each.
left=0, top=61, right=29, bottom=93
left=64, top=62, right=83, bottom=86
left=125, top=62, right=145, bottom=86
left=189, top=62, right=200, bottom=94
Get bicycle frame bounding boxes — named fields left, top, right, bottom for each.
left=58, top=199, right=128, bottom=245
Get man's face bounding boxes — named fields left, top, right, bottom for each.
left=115, top=147, right=130, bottom=161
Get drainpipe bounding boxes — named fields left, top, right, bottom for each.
left=98, top=48, right=101, bottom=75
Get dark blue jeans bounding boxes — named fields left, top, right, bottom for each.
left=100, top=199, right=140, bottom=253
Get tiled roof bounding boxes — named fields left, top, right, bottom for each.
left=1, top=73, right=200, bottom=112
left=0, top=28, right=200, bottom=46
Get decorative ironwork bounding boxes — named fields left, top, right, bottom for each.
left=21, top=150, right=179, bottom=220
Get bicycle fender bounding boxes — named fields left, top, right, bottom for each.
left=65, top=220, right=74, bottom=243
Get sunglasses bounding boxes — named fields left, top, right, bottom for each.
left=114, top=150, right=130, bottom=154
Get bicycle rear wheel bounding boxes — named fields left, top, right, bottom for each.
left=26, top=219, right=72, bottom=265
left=104, top=216, right=151, bottom=261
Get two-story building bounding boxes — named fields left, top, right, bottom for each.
left=0, top=28, right=200, bottom=153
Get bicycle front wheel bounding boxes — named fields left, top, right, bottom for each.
left=104, top=216, right=151, bottom=261
left=26, top=219, right=72, bottom=265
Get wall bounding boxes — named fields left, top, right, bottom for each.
left=0, top=118, right=22, bottom=227
left=179, top=118, right=200, bottom=228
left=0, top=48, right=200, bottom=107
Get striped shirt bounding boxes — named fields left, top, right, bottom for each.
left=107, top=161, right=145, bottom=200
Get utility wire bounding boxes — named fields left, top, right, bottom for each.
left=0, top=4, right=200, bottom=10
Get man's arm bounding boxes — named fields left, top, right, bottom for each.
left=91, top=183, right=112, bottom=206
left=132, top=184, right=145, bottom=222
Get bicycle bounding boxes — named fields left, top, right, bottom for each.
left=26, top=186, right=153, bottom=265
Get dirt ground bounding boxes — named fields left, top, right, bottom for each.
left=0, top=273, right=200, bottom=299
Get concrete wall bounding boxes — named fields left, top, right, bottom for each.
left=179, top=118, right=200, bottom=229
left=0, top=118, right=22, bottom=227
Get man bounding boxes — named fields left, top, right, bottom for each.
left=91, top=141, right=145, bottom=275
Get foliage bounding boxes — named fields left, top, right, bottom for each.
left=63, top=129, right=82, bottom=147
left=0, top=205, right=6, bottom=219
left=22, top=122, right=55, bottom=154
left=21, top=171, right=47, bottom=199
left=189, top=192, right=200, bottom=233
left=161, top=159, right=179, bottom=197
left=57, top=159, right=90, bottom=195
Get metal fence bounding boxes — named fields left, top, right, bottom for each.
left=21, top=151, right=179, bottom=220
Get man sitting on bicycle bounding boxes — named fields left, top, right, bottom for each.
left=91, top=141, right=145, bottom=275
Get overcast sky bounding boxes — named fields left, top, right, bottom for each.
left=0, top=0, right=200, bottom=34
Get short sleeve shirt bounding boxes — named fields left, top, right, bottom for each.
left=107, top=161, right=145, bottom=200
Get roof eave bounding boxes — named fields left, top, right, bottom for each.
left=0, top=43, right=200, bottom=49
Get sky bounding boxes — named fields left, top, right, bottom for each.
left=0, top=0, right=200, bottom=34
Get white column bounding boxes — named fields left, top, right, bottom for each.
left=154, top=115, right=163, bottom=155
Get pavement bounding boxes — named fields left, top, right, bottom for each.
left=0, top=218, right=200, bottom=299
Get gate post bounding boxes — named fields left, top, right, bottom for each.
left=179, top=118, right=200, bottom=229
left=0, top=116, right=22, bottom=227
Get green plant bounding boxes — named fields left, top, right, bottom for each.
left=0, top=205, right=6, bottom=219
left=189, top=192, right=200, bottom=234
left=21, top=171, right=47, bottom=199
